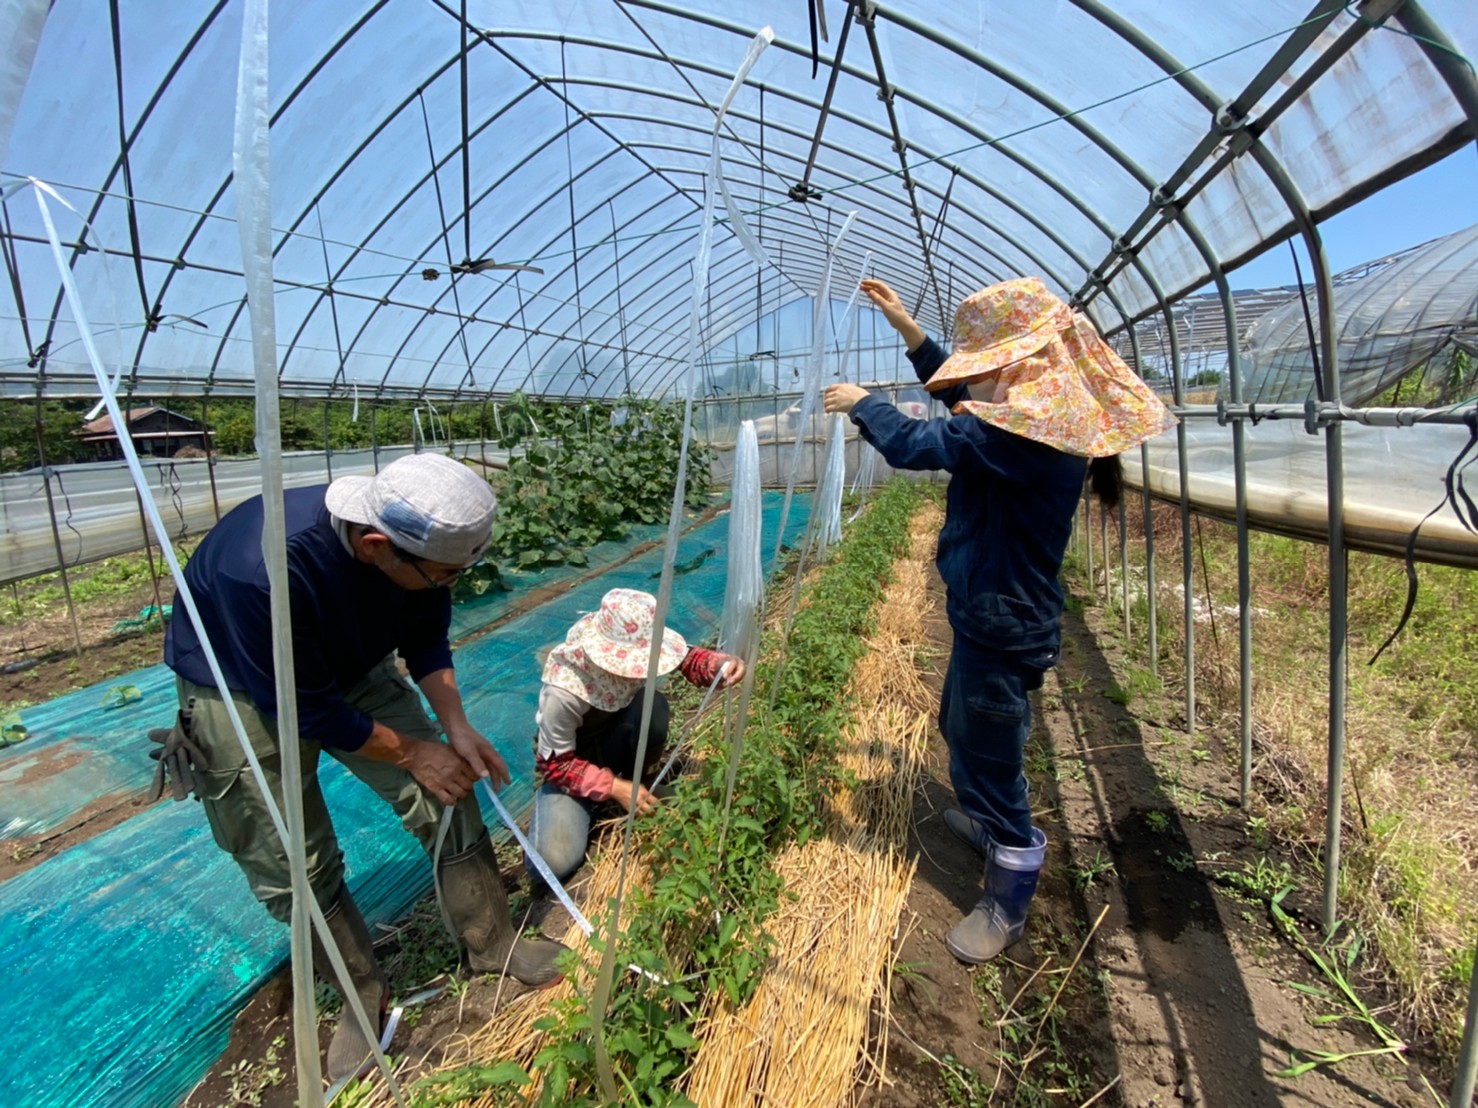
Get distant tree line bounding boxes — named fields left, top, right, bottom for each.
left=0, top=396, right=515, bottom=473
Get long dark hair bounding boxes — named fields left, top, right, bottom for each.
left=1087, top=455, right=1121, bottom=510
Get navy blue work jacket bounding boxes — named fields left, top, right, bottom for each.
left=848, top=337, right=1087, bottom=656
left=164, top=485, right=453, bottom=750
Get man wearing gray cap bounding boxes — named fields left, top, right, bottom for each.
left=160, top=452, right=565, bottom=1080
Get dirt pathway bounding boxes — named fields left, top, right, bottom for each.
left=870, top=563, right=1440, bottom=1107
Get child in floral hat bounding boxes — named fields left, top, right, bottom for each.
left=528, top=587, right=744, bottom=882
left=824, top=276, right=1174, bottom=966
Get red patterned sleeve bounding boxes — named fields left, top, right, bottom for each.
left=536, top=751, right=615, bottom=802
left=678, top=646, right=737, bottom=687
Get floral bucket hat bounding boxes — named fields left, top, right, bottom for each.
left=564, top=588, right=688, bottom=680
left=926, top=277, right=1178, bottom=458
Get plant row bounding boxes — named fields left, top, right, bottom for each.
left=415, top=477, right=925, bottom=1107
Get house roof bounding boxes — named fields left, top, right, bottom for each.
left=78, top=407, right=204, bottom=436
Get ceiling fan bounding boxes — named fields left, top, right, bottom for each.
left=420, top=258, right=545, bottom=281
left=453, top=257, right=543, bottom=276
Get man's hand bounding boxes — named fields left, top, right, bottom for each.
left=824, top=383, right=870, bottom=416
left=404, top=739, right=479, bottom=807
left=445, top=721, right=512, bottom=791
left=610, top=778, right=659, bottom=817
left=860, top=279, right=926, bottom=350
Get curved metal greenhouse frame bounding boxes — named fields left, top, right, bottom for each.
left=1, top=2, right=1476, bottom=1105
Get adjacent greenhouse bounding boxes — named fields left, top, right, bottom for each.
left=1, top=2, right=1475, bottom=1106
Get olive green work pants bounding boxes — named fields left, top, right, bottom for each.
left=179, top=656, right=484, bottom=923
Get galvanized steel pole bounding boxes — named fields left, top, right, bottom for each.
left=1453, top=939, right=1478, bottom=1108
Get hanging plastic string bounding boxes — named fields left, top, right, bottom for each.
left=649, top=666, right=728, bottom=791
left=718, top=420, right=763, bottom=661
left=848, top=443, right=879, bottom=522
left=814, top=414, right=847, bottom=554
left=163, top=461, right=188, bottom=543
left=771, top=209, right=858, bottom=566
left=31, top=178, right=407, bottom=1108
left=832, top=250, right=872, bottom=377
left=710, top=421, right=763, bottom=855
left=4, top=177, right=129, bottom=420
left=588, top=28, right=773, bottom=1105
left=719, top=172, right=770, bottom=269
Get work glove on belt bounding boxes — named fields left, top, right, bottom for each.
left=147, top=699, right=208, bottom=802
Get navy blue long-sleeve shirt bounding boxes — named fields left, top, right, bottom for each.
left=849, top=337, right=1087, bottom=655
left=164, top=485, right=454, bottom=750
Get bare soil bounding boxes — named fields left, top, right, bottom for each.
left=0, top=578, right=169, bottom=711
left=872, top=566, right=1446, bottom=1107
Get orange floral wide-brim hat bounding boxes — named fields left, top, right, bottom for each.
left=925, top=277, right=1178, bottom=458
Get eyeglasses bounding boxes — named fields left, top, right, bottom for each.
left=400, top=554, right=463, bottom=589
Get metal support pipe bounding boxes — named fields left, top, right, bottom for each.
left=1233, top=418, right=1253, bottom=807
left=1223, top=330, right=1254, bottom=811
left=1177, top=419, right=1194, bottom=734
left=322, top=399, right=333, bottom=482
left=1163, top=310, right=1194, bottom=734
left=1099, top=494, right=1110, bottom=608
left=1125, top=325, right=1159, bottom=675
left=201, top=393, right=222, bottom=522
left=1084, top=497, right=1095, bottom=598
left=1119, top=495, right=1130, bottom=642
left=370, top=400, right=380, bottom=473
left=1323, top=419, right=1350, bottom=931
left=124, top=390, right=167, bottom=624
left=1394, top=3, right=1478, bottom=124
left=796, top=4, right=853, bottom=189
left=33, top=414, right=83, bottom=659
left=854, top=1, right=947, bottom=328
left=1189, top=402, right=1478, bottom=427
left=1453, top=939, right=1478, bottom=1108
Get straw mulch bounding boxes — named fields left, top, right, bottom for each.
left=381, top=498, right=944, bottom=1106
left=411, top=854, right=656, bottom=1105
left=682, top=500, right=942, bottom=1106
left=681, top=837, right=915, bottom=1106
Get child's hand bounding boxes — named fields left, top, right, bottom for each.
left=718, top=656, right=746, bottom=688
left=611, top=778, right=659, bottom=816
left=824, top=383, right=870, bottom=415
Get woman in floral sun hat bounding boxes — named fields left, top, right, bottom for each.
left=824, top=276, right=1174, bottom=966
left=528, top=587, right=744, bottom=883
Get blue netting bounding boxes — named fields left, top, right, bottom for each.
left=0, top=662, right=175, bottom=838
left=0, top=491, right=809, bottom=1108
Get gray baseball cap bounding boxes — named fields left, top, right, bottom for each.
left=326, top=454, right=496, bottom=566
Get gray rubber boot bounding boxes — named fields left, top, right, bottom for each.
left=312, top=892, right=389, bottom=1082
left=438, top=832, right=568, bottom=986
left=942, top=808, right=989, bottom=856
left=945, top=827, right=1047, bottom=964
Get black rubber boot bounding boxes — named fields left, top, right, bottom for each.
left=312, top=892, right=389, bottom=1082
left=438, top=832, right=568, bottom=986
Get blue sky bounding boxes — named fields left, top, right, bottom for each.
left=1221, top=145, right=1475, bottom=291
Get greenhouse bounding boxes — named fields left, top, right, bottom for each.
left=1, top=1, right=1476, bottom=1106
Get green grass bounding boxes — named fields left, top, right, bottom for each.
left=1086, top=508, right=1478, bottom=1064
left=2, top=543, right=195, bottom=627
